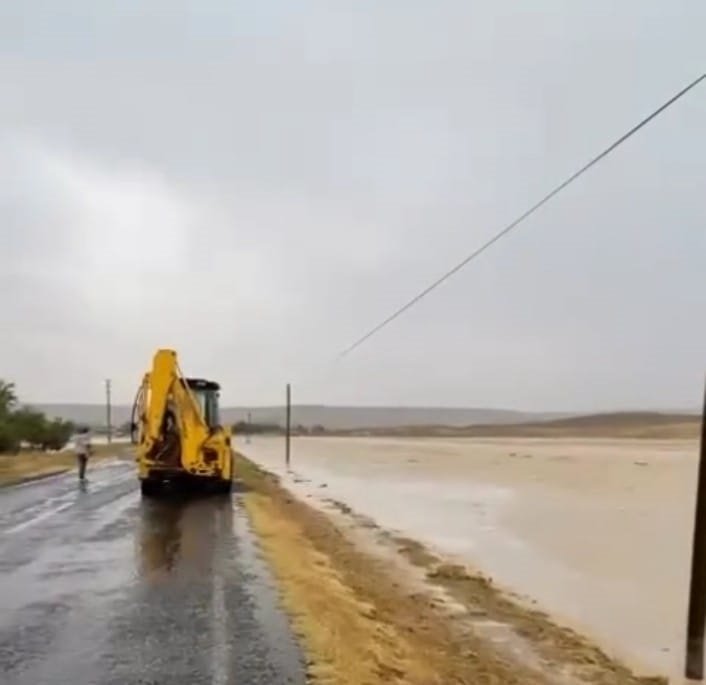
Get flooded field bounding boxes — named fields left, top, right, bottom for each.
left=240, top=435, right=699, bottom=681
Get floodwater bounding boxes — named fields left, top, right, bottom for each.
left=0, top=460, right=305, bottom=685
left=241, top=435, right=699, bottom=681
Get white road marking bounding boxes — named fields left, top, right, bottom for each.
left=211, top=508, right=230, bottom=685
left=3, top=501, right=75, bottom=535
left=1, top=470, right=135, bottom=536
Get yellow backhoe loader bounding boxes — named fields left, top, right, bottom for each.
left=130, top=349, right=233, bottom=496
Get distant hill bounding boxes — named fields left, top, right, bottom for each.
left=335, top=411, right=701, bottom=439
left=32, top=404, right=568, bottom=430
left=220, top=405, right=570, bottom=430
left=30, top=404, right=699, bottom=438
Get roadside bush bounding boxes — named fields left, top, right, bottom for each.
left=0, top=420, right=19, bottom=453
left=40, top=418, right=76, bottom=451
left=11, top=407, right=48, bottom=448
left=232, top=420, right=283, bottom=435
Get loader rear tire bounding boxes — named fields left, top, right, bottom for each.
left=140, top=480, right=158, bottom=497
left=217, top=479, right=232, bottom=495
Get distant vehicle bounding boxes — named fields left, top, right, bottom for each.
left=130, top=349, right=233, bottom=496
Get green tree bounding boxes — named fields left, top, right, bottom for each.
left=42, top=418, right=76, bottom=451
left=0, top=380, right=17, bottom=417
left=0, top=381, right=74, bottom=453
left=0, top=421, right=19, bottom=453
left=0, top=379, right=19, bottom=452
left=11, top=407, right=49, bottom=449
left=10, top=408, right=75, bottom=451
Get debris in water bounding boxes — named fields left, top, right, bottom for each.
left=427, top=564, right=471, bottom=581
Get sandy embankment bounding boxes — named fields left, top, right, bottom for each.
left=240, top=435, right=698, bottom=682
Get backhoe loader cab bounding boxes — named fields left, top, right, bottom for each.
left=185, top=378, right=221, bottom=429
left=132, top=350, right=234, bottom=496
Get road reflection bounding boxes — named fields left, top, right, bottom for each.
left=136, top=498, right=185, bottom=579
left=135, top=494, right=234, bottom=582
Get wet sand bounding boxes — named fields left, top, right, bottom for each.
left=240, top=435, right=699, bottom=680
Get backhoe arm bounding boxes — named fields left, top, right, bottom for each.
left=141, top=349, right=209, bottom=471
left=144, top=349, right=179, bottom=448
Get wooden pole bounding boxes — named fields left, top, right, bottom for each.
left=285, top=383, right=291, bottom=469
left=686, top=377, right=706, bottom=680
left=105, top=379, right=112, bottom=445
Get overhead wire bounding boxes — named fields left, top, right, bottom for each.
left=336, top=72, right=706, bottom=360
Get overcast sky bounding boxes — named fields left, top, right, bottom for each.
left=0, top=1, right=704, bottom=410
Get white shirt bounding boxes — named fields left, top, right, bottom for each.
left=75, top=433, right=91, bottom=456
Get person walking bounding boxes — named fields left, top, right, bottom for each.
left=75, top=426, right=92, bottom=481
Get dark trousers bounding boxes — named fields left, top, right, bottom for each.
left=78, top=454, right=88, bottom=480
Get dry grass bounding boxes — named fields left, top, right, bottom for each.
left=237, top=455, right=667, bottom=685
left=246, top=492, right=436, bottom=684
left=0, top=444, right=131, bottom=486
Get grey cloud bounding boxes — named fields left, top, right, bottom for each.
left=0, top=1, right=704, bottom=410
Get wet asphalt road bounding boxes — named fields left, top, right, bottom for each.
left=0, top=461, right=306, bottom=685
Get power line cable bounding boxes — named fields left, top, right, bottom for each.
left=337, top=72, right=706, bottom=359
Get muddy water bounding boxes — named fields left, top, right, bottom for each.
left=240, top=435, right=699, bottom=680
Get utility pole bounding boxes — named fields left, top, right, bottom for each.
left=105, top=379, right=112, bottom=445
left=246, top=411, right=251, bottom=444
left=685, top=377, right=706, bottom=680
left=285, top=383, right=291, bottom=469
